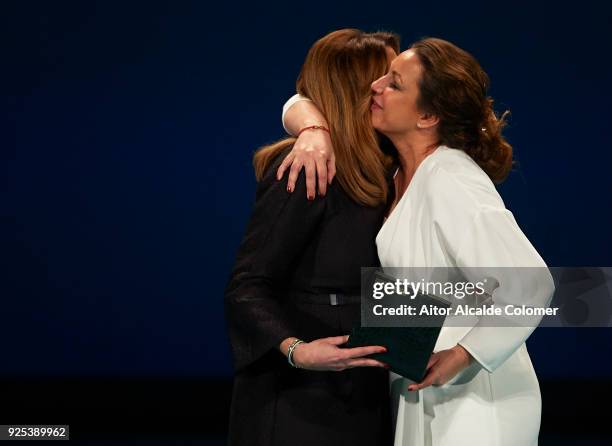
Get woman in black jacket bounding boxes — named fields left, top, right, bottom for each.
left=224, top=29, right=399, bottom=446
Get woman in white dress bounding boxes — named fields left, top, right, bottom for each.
left=278, top=37, right=555, bottom=446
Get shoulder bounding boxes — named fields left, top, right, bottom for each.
left=421, top=145, right=506, bottom=214
left=257, top=145, right=293, bottom=188
left=255, top=145, right=330, bottom=208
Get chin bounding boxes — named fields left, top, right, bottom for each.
left=372, top=123, right=388, bottom=135
left=371, top=116, right=384, bottom=132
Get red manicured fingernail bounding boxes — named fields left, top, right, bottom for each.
left=383, top=364, right=390, bottom=369
left=287, top=186, right=292, bottom=193
left=308, top=195, right=314, bottom=200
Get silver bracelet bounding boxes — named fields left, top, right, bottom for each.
left=287, top=338, right=305, bottom=368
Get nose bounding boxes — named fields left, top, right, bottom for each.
left=371, top=75, right=385, bottom=95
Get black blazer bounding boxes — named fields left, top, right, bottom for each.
left=224, top=149, right=393, bottom=446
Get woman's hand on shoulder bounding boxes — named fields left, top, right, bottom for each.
left=276, top=128, right=336, bottom=200
left=292, top=335, right=388, bottom=371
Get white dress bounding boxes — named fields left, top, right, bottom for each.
left=280, top=96, right=555, bottom=446
left=377, top=145, right=555, bottom=446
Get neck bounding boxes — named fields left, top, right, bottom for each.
left=389, top=131, right=440, bottom=178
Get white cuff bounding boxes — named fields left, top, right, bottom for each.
left=282, top=94, right=312, bottom=134
left=457, top=340, right=493, bottom=373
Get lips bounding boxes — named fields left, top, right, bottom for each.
left=371, top=98, right=383, bottom=110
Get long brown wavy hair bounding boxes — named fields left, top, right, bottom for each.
left=411, top=38, right=513, bottom=183
left=253, top=29, right=400, bottom=206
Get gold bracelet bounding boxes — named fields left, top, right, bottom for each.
left=297, top=125, right=330, bottom=137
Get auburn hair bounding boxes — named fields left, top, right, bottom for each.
left=253, top=29, right=400, bottom=206
left=411, top=38, right=513, bottom=183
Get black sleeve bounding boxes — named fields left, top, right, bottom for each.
left=224, top=162, right=327, bottom=372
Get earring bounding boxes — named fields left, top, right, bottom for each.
left=417, top=122, right=423, bottom=129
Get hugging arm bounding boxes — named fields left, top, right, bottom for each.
left=278, top=94, right=336, bottom=198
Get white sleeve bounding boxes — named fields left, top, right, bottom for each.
left=454, top=207, right=555, bottom=373
left=281, top=94, right=312, bottom=134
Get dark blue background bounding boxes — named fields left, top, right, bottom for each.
left=2, top=1, right=611, bottom=379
